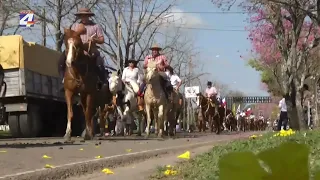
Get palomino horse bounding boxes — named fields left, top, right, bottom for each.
left=197, top=93, right=221, bottom=134
left=144, top=61, right=168, bottom=137
left=63, top=28, right=98, bottom=141
left=109, top=74, right=144, bottom=136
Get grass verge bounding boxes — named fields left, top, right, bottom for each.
left=150, top=131, right=320, bottom=180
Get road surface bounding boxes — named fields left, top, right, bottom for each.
left=0, top=131, right=260, bottom=179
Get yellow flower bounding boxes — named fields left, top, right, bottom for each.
left=164, top=169, right=178, bottom=175
left=249, top=135, right=258, bottom=139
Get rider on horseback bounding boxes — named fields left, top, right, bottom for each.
left=205, top=81, right=218, bottom=106
left=58, top=8, right=106, bottom=88
left=121, top=59, right=143, bottom=111
left=165, top=66, right=182, bottom=103
left=137, top=44, right=171, bottom=107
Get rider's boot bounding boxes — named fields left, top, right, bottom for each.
left=96, top=66, right=106, bottom=90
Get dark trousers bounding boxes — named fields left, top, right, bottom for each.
left=58, top=50, right=106, bottom=82
left=277, top=111, right=288, bottom=131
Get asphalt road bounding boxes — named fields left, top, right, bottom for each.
left=0, top=131, right=261, bottom=179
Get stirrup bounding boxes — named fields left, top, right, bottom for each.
left=62, top=78, right=64, bottom=83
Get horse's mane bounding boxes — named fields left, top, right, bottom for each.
left=147, top=60, right=157, bottom=69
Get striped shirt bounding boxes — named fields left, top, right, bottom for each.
left=71, top=21, right=103, bottom=44
left=144, top=54, right=168, bottom=71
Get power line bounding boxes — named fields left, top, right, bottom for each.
left=162, top=26, right=247, bottom=31
left=123, top=10, right=249, bottom=14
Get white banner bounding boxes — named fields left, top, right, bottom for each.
left=184, top=86, right=200, bottom=98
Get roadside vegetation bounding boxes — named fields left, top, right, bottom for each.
left=150, top=130, right=320, bottom=180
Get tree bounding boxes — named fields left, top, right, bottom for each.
left=0, top=0, right=20, bottom=35
left=247, top=59, right=283, bottom=96
left=93, top=0, right=176, bottom=70
left=212, top=0, right=320, bottom=130
left=9, top=0, right=99, bottom=51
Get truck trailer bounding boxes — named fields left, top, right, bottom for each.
left=0, top=35, right=83, bottom=138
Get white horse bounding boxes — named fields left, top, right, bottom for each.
left=144, top=61, right=168, bottom=137
left=109, top=73, right=142, bottom=135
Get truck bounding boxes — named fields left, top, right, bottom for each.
left=0, top=35, right=83, bottom=138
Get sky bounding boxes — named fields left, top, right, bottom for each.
left=12, top=0, right=269, bottom=96
left=171, top=0, right=268, bottom=96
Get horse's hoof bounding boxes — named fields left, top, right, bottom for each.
left=84, top=134, right=93, bottom=140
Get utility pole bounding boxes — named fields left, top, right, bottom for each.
left=41, top=8, right=46, bottom=46
left=117, top=4, right=122, bottom=72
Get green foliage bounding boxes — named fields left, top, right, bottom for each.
left=153, top=131, right=320, bottom=180
left=219, top=142, right=310, bottom=180
left=247, top=59, right=282, bottom=96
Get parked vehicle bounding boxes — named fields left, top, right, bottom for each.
left=0, top=35, right=83, bottom=137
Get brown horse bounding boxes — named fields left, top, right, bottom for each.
left=197, top=93, right=220, bottom=134
left=63, top=28, right=99, bottom=141
left=225, top=109, right=237, bottom=131
left=238, top=116, right=246, bottom=132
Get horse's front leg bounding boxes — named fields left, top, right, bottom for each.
left=157, top=105, right=165, bottom=138
left=82, top=93, right=94, bottom=140
left=98, top=105, right=108, bottom=137
left=64, top=89, right=74, bottom=142
left=145, top=104, right=152, bottom=137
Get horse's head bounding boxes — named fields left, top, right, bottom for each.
left=109, top=73, right=121, bottom=93
left=63, top=26, right=86, bottom=67
left=145, top=61, right=158, bottom=83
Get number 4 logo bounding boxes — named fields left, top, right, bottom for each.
left=19, top=12, right=35, bottom=27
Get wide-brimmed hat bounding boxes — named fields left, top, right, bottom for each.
left=149, top=44, right=162, bottom=50
left=75, top=8, right=95, bottom=16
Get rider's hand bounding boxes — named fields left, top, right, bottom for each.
left=84, top=50, right=89, bottom=56
left=175, top=87, right=179, bottom=91
left=89, top=36, right=96, bottom=43
left=158, top=64, right=164, bottom=71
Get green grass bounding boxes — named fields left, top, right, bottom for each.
left=150, top=131, right=320, bottom=180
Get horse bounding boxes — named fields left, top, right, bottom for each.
left=94, top=81, right=113, bottom=137
left=165, top=89, right=182, bottom=136
left=197, top=93, right=220, bottom=134
left=109, top=73, right=144, bottom=136
left=62, top=28, right=99, bottom=141
left=238, top=115, right=246, bottom=132
left=225, top=109, right=237, bottom=131
left=144, top=61, right=168, bottom=137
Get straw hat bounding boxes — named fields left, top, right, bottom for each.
left=149, top=44, right=162, bottom=50
left=75, top=8, right=95, bottom=16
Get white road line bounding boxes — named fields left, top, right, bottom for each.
left=0, top=139, right=225, bottom=179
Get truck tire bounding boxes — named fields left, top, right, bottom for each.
left=19, top=104, right=42, bottom=137
left=8, top=115, right=22, bottom=138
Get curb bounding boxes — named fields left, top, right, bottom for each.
left=1, top=135, right=251, bottom=180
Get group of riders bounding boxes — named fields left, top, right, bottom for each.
left=56, top=8, right=240, bottom=138
left=57, top=8, right=221, bottom=111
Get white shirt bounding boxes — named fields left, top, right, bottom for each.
left=121, top=67, right=142, bottom=84
left=250, top=115, right=255, bottom=119
left=278, top=98, right=287, bottom=112
left=166, top=72, right=181, bottom=88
